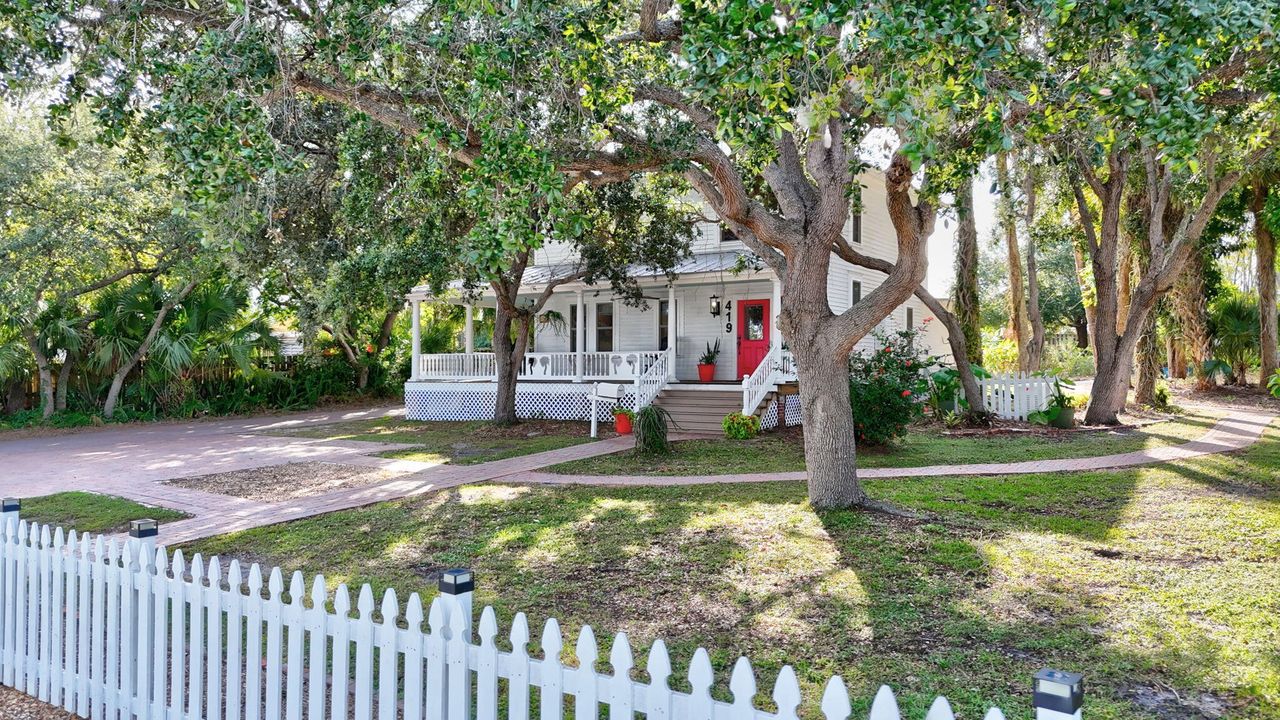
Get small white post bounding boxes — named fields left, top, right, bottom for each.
left=575, top=290, right=586, bottom=382
left=410, top=299, right=422, bottom=381
left=438, top=569, right=474, bottom=720
left=590, top=383, right=600, bottom=438
left=464, top=304, right=475, bottom=355
left=438, top=569, right=473, bottom=636
left=127, top=519, right=159, bottom=563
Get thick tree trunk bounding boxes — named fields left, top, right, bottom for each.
left=1173, top=250, right=1215, bottom=391
left=792, top=342, right=864, bottom=508
left=20, top=328, right=55, bottom=420
left=492, top=293, right=536, bottom=426
left=953, top=175, right=983, bottom=366
left=1073, top=318, right=1089, bottom=349
left=55, top=354, right=74, bottom=411
left=1134, top=314, right=1159, bottom=405
left=996, top=153, right=1030, bottom=370
left=1070, top=239, right=1097, bottom=357
left=1022, top=161, right=1045, bottom=371
left=1116, top=239, right=1132, bottom=335
left=1254, top=181, right=1277, bottom=383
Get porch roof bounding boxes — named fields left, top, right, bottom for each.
left=408, top=249, right=761, bottom=301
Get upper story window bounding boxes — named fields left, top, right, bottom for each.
left=906, top=307, right=914, bottom=329
left=720, top=225, right=739, bottom=243
left=850, top=211, right=862, bottom=244
left=850, top=280, right=862, bottom=306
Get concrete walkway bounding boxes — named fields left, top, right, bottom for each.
left=508, top=407, right=1277, bottom=487
left=0, top=404, right=1273, bottom=545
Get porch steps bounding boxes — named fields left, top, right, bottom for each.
left=653, top=386, right=749, bottom=434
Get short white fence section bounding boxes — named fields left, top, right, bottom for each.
left=0, top=519, right=1051, bottom=720
left=970, top=372, right=1058, bottom=422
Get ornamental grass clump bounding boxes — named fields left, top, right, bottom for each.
left=634, top=404, right=674, bottom=455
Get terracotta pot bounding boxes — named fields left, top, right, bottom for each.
left=697, top=363, right=716, bottom=382
left=614, top=412, right=633, bottom=434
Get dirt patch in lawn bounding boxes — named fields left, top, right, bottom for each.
left=165, top=461, right=396, bottom=503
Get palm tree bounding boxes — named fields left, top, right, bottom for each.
left=1210, top=293, right=1261, bottom=386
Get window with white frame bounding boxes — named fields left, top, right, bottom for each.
left=595, top=302, right=614, bottom=351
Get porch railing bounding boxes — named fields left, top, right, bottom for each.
left=741, top=347, right=796, bottom=415
left=417, top=352, right=665, bottom=381
left=633, top=350, right=672, bottom=411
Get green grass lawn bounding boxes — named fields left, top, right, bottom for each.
left=549, top=409, right=1222, bottom=476
left=186, top=415, right=1279, bottom=720
left=271, top=417, right=603, bottom=465
left=18, top=491, right=188, bottom=534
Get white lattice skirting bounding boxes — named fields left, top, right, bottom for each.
left=405, top=382, right=634, bottom=422
left=760, top=394, right=803, bottom=430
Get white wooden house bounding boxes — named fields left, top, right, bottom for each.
left=404, top=171, right=951, bottom=431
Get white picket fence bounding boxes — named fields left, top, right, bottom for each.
left=0, top=518, right=1033, bottom=720
left=970, top=372, right=1058, bottom=422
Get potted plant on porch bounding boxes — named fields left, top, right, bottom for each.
left=697, top=339, right=721, bottom=382
left=612, top=407, right=635, bottom=434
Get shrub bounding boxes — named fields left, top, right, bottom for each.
left=982, top=337, right=1019, bottom=373
left=634, top=405, right=672, bottom=454
left=1042, top=342, right=1095, bottom=377
left=1153, top=379, right=1173, bottom=410
left=722, top=412, right=760, bottom=439
left=848, top=330, right=932, bottom=446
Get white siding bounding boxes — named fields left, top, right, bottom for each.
left=514, top=168, right=954, bottom=365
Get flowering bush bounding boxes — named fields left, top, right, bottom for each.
left=848, top=329, right=934, bottom=446
left=722, top=411, right=761, bottom=439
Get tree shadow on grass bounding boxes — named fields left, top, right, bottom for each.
left=183, top=467, right=1277, bottom=719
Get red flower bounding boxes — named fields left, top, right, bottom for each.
left=365, top=343, right=376, bottom=354
left=901, top=390, right=912, bottom=397
left=905, top=360, right=912, bottom=367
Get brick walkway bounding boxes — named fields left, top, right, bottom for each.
left=1, top=405, right=1272, bottom=545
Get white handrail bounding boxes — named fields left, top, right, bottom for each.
left=633, top=349, right=671, bottom=411
left=418, top=351, right=664, bottom=381
left=741, top=345, right=783, bottom=415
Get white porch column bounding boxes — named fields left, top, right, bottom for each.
left=771, top=276, right=783, bottom=351
left=666, top=284, right=677, bottom=380
left=410, top=299, right=422, bottom=380
left=574, top=290, right=585, bottom=382
left=464, top=304, right=475, bottom=354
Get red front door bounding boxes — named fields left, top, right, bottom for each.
left=737, top=299, right=770, bottom=377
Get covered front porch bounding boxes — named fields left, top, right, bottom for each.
left=405, top=251, right=787, bottom=385
left=403, top=251, right=800, bottom=423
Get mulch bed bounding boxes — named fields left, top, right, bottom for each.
left=164, top=462, right=396, bottom=503
left=0, top=685, right=77, bottom=720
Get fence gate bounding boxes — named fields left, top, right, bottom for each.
left=970, top=371, right=1058, bottom=421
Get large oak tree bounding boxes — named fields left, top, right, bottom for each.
left=3, top=0, right=1032, bottom=506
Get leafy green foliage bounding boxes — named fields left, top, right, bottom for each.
left=1209, top=291, right=1261, bottom=383
left=721, top=411, right=760, bottom=440
left=848, top=330, right=932, bottom=446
